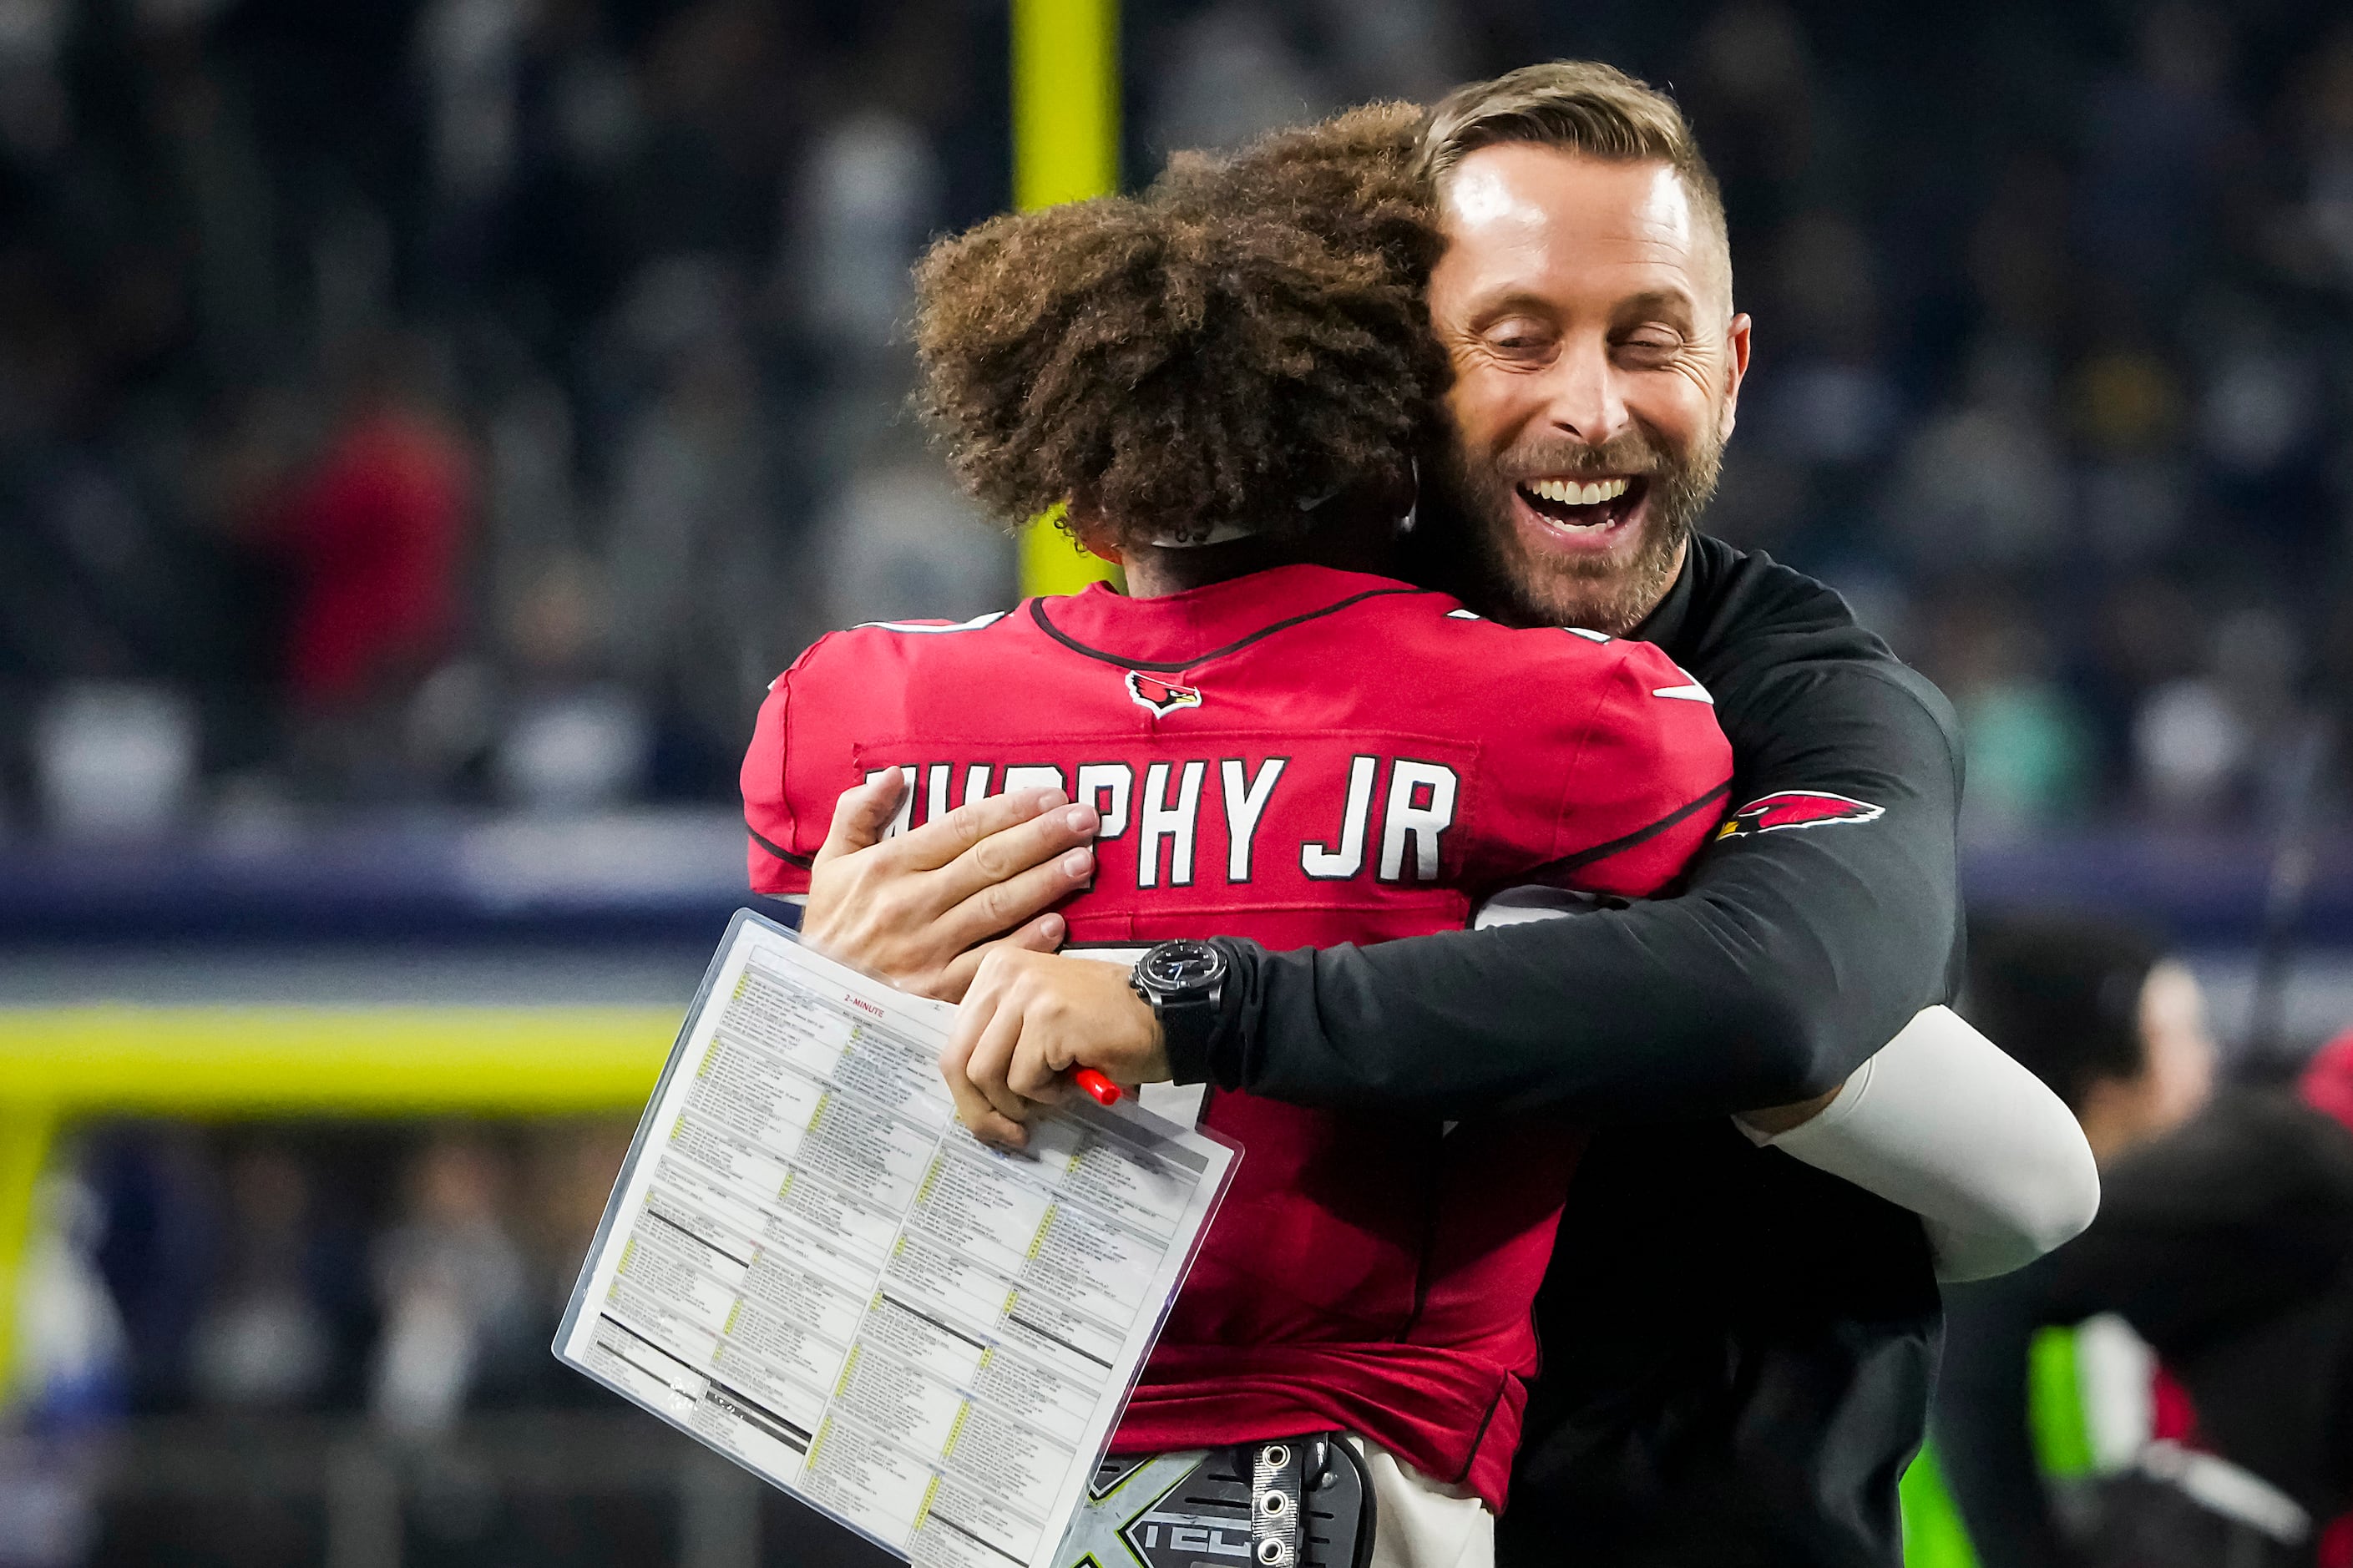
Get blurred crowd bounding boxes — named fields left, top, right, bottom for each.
left=5, top=1120, right=637, bottom=1564
left=19, top=1123, right=630, bottom=1428
left=1, top=0, right=2350, bottom=842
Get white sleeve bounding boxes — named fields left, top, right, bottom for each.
left=1737, top=1005, right=2101, bottom=1282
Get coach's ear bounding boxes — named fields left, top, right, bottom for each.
left=1065, top=500, right=1123, bottom=564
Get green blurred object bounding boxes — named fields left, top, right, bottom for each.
left=1901, top=1443, right=1978, bottom=1568
left=1959, top=684, right=2090, bottom=834
left=1901, top=1325, right=2097, bottom=1565
left=2029, top=1324, right=2098, bottom=1479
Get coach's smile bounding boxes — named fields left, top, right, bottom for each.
left=1513, top=473, right=1649, bottom=555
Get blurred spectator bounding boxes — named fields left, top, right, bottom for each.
left=2293, top=24, right=2353, bottom=289
left=814, top=425, right=1017, bottom=632
left=514, top=1120, right=630, bottom=1318
left=2134, top=609, right=2312, bottom=824
left=1934, top=914, right=2353, bottom=1566
left=0, top=0, right=68, bottom=170
left=1685, top=0, right=1817, bottom=234
left=2073, top=3, right=2244, bottom=313
left=260, top=336, right=476, bottom=800
left=2134, top=675, right=2252, bottom=822
left=0, top=1166, right=125, bottom=1568
left=598, top=319, right=787, bottom=775
left=1962, top=915, right=2215, bottom=1166
left=1930, top=593, right=2092, bottom=839
left=11, top=1168, right=128, bottom=1435
left=1301, top=0, right=1465, bottom=105
left=791, top=109, right=940, bottom=368
left=1146, top=3, right=1329, bottom=158
left=271, top=340, right=473, bottom=713
left=187, top=1146, right=335, bottom=1410
left=2068, top=334, right=2188, bottom=569
left=1884, top=344, right=2069, bottom=575
left=89, top=1130, right=217, bottom=1415
left=29, top=684, right=197, bottom=840
left=487, top=557, right=651, bottom=811
left=368, top=1136, right=530, bottom=1439
left=1758, top=210, right=1902, bottom=473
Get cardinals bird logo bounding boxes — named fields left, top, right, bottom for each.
left=1717, top=791, right=1885, bottom=838
left=1126, top=670, right=1203, bottom=717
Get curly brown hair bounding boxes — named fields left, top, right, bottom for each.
left=912, top=104, right=1447, bottom=549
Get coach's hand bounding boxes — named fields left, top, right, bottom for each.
left=943, top=949, right=1169, bottom=1148
left=802, top=773, right=1100, bottom=1001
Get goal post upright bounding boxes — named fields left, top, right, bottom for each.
left=1012, top=0, right=1121, bottom=599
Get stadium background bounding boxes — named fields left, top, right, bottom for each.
left=1, top=0, right=2350, bottom=1562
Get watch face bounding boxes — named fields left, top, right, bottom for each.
left=1141, top=939, right=1223, bottom=990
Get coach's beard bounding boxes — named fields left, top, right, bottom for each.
left=1442, top=420, right=1724, bottom=636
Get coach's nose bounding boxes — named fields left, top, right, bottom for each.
left=1539, top=331, right=1635, bottom=449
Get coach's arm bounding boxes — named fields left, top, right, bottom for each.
left=1187, top=658, right=1965, bottom=1120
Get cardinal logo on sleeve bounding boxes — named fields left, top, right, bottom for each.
left=1717, top=791, right=1884, bottom=838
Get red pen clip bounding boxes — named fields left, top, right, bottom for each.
left=1074, top=1069, right=1123, bottom=1106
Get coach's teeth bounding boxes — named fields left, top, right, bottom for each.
left=1527, top=477, right=1631, bottom=507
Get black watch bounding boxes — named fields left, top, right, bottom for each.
left=1130, top=938, right=1227, bottom=1065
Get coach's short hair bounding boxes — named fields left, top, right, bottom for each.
left=1421, top=62, right=1728, bottom=274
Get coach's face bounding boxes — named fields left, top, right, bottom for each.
left=1430, top=144, right=1751, bottom=633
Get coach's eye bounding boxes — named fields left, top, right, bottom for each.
left=1485, top=319, right=1555, bottom=357
left=1617, top=331, right=1682, bottom=365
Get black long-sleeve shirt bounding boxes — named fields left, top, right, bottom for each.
left=1173, top=534, right=1968, bottom=1565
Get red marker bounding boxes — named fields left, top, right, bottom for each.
left=1074, top=1069, right=1123, bottom=1106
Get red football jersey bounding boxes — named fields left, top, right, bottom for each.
left=742, top=564, right=1731, bottom=1509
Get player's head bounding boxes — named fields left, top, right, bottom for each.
left=911, top=104, right=1446, bottom=581
left=1964, top=911, right=2217, bottom=1165
left=1418, top=62, right=1749, bottom=635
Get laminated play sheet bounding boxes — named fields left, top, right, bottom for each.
left=557, top=909, right=1239, bottom=1568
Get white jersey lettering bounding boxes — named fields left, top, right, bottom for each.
left=1302, top=756, right=1378, bottom=880
left=1219, top=758, right=1287, bottom=882
left=1137, top=761, right=1207, bottom=888
left=1076, top=762, right=1134, bottom=840
left=1379, top=760, right=1459, bottom=882
left=864, top=765, right=917, bottom=837
left=1001, top=764, right=1067, bottom=798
